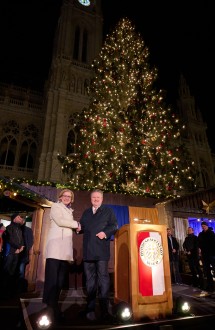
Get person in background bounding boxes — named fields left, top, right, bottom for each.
left=42, top=189, right=80, bottom=323
left=0, top=223, right=6, bottom=276
left=77, top=189, right=118, bottom=322
left=167, top=227, right=182, bottom=285
left=183, top=227, right=204, bottom=289
left=198, top=221, right=215, bottom=292
left=18, top=217, right=34, bottom=293
left=1, top=214, right=25, bottom=299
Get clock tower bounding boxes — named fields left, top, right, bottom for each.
left=38, top=0, right=103, bottom=182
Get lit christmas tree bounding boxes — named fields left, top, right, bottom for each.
left=58, top=18, right=196, bottom=197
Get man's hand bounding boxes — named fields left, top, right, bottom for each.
left=96, top=231, right=107, bottom=240
left=15, top=246, right=25, bottom=254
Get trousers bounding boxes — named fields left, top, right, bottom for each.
left=84, top=260, right=110, bottom=315
left=42, top=258, right=69, bottom=309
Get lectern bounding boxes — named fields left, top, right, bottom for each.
left=114, top=223, right=173, bottom=321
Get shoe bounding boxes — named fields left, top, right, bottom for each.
left=101, top=312, right=113, bottom=324
left=86, top=311, right=97, bottom=321
left=78, top=310, right=87, bottom=318
left=55, top=311, right=65, bottom=324
left=42, top=305, right=65, bottom=324
left=198, top=284, right=204, bottom=290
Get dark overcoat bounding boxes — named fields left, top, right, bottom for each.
left=80, top=205, right=118, bottom=261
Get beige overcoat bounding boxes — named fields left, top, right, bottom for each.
left=45, top=202, right=79, bottom=261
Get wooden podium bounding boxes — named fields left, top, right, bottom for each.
left=114, top=223, right=173, bottom=321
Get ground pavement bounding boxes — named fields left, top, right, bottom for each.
left=1, top=284, right=215, bottom=329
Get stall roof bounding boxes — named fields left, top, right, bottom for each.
left=0, top=176, right=53, bottom=218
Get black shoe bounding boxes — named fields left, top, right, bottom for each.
left=78, top=310, right=87, bottom=318
left=55, top=311, right=65, bottom=324
left=198, top=285, right=205, bottom=290
left=101, top=312, right=113, bottom=324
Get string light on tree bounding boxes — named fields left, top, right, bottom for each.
left=57, top=18, right=196, bottom=198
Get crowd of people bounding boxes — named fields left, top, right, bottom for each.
left=0, top=214, right=34, bottom=299
left=168, top=222, right=215, bottom=292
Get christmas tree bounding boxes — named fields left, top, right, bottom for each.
left=58, top=18, right=196, bottom=198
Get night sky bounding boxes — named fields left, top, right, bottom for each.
left=0, top=0, right=214, bottom=150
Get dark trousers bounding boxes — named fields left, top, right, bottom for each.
left=169, top=258, right=182, bottom=284
left=1, top=253, right=19, bottom=298
left=187, top=255, right=204, bottom=287
left=202, top=255, right=215, bottom=291
left=84, top=260, right=110, bottom=315
left=42, top=258, right=69, bottom=310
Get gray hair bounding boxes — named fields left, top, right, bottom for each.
left=91, top=189, right=103, bottom=196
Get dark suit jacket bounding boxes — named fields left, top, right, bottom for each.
left=20, top=225, right=34, bottom=264
left=167, top=235, right=180, bottom=261
left=80, top=205, right=118, bottom=261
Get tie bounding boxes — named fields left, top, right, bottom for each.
left=93, top=207, right=97, bottom=214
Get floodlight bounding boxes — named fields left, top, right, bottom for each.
left=112, top=301, right=133, bottom=323
left=36, top=310, right=53, bottom=329
left=174, top=296, right=192, bottom=316
left=181, top=301, right=191, bottom=313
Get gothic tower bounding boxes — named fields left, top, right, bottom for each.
left=38, top=0, right=103, bottom=182
left=177, top=74, right=215, bottom=188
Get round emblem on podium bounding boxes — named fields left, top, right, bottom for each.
left=139, top=237, right=163, bottom=267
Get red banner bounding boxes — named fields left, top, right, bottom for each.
left=137, top=231, right=164, bottom=296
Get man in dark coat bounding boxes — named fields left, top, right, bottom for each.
left=167, top=227, right=182, bottom=284
left=198, top=221, right=215, bottom=292
left=18, top=217, right=34, bottom=293
left=1, top=213, right=24, bottom=298
left=19, top=218, right=34, bottom=276
left=183, top=227, right=204, bottom=288
left=78, top=189, right=118, bottom=322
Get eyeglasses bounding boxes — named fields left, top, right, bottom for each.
left=62, top=195, right=72, bottom=198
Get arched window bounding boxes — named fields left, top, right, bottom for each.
left=73, top=26, right=80, bottom=60
left=82, top=29, right=88, bottom=62
left=0, top=147, right=15, bottom=166
left=19, top=152, right=34, bottom=169
left=19, top=141, right=36, bottom=169
left=0, top=122, right=18, bottom=166
left=18, top=125, right=38, bottom=169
